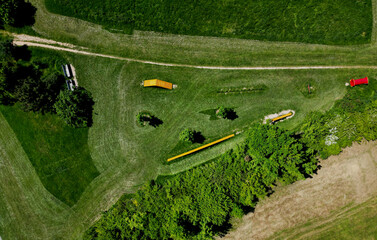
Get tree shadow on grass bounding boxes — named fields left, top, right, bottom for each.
left=12, top=1, right=37, bottom=27
left=149, top=115, right=163, bottom=128
left=225, top=108, right=238, bottom=120
left=193, top=131, right=205, bottom=144
left=12, top=45, right=31, bottom=61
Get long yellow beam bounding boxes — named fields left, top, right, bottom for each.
left=167, top=134, right=235, bottom=162
left=272, top=112, right=292, bottom=122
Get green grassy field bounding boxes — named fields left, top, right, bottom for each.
left=0, top=105, right=99, bottom=206
left=45, top=0, right=372, bottom=45
left=270, top=197, right=377, bottom=240
left=0, top=0, right=377, bottom=239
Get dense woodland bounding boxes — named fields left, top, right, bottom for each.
left=45, top=0, right=372, bottom=45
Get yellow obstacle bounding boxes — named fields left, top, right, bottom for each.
left=167, top=134, right=235, bottom=162
left=271, top=112, right=292, bottom=123
left=144, top=79, right=173, bottom=90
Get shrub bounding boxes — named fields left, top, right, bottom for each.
left=54, top=87, right=94, bottom=127
left=216, top=106, right=238, bottom=120
left=179, top=128, right=195, bottom=143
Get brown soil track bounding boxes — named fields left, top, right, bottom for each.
left=222, top=141, right=377, bottom=240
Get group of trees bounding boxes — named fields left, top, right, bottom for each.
left=0, top=37, right=94, bottom=127
left=0, top=0, right=36, bottom=28
left=85, top=124, right=317, bottom=239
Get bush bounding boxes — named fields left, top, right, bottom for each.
left=179, top=128, right=195, bottom=143
left=54, top=87, right=95, bottom=127
left=216, top=106, right=238, bottom=120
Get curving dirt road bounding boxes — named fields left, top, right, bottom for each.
left=12, top=35, right=377, bottom=71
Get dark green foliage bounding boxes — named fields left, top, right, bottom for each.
left=0, top=105, right=99, bottom=205
left=45, top=0, right=372, bottom=45
left=54, top=87, right=95, bottom=128
left=179, top=128, right=195, bottom=143
left=0, top=37, right=66, bottom=110
left=85, top=124, right=316, bottom=239
left=300, top=79, right=377, bottom=159
left=216, top=106, right=238, bottom=120
left=14, top=73, right=65, bottom=112
left=0, top=0, right=36, bottom=28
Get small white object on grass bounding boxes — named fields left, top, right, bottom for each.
left=345, top=82, right=350, bottom=86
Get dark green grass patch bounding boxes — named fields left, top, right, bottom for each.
left=45, top=0, right=372, bottom=45
left=0, top=105, right=99, bottom=206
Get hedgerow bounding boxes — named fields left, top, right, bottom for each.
left=45, top=0, right=372, bottom=45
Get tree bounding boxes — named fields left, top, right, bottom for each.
left=54, top=87, right=95, bottom=127
left=179, top=128, right=195, bottom=143
left=216, top=106, right=238, bottom=120
left=0, top=38, right=17, bottom=104
left=15, top=76, right=44, bottom=112
left=0, top=0, right=36, bottom=28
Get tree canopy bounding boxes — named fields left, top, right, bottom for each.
left=54, top=87, right=95, bottom=127
left=0, top=0, right=36, bottom=28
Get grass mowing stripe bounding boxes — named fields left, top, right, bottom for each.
left=0, top=111, right=70, bottom=240
left=0, top=105, right=99, bottom=206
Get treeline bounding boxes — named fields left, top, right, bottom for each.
left=84, top=124, right=317, bottom=239
left=300, top=79, right=377, bottom=159
left=0, top=37, right=94, bottom=127
left=45, top=0, right=372, bottom=45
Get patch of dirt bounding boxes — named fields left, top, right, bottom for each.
left=12, top=34, right=86, bottom=49
left=221, top=140, right=377, bottom=240
left=263, top=110, right=295, bottom=124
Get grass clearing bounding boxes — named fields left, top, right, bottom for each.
left=0, top=105, right=99, bottom=206
left=45, top=0, right=372, bottom=45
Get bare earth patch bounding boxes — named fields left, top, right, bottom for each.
left=221, top=140, right=377, bottom=240
left=263, top=110, right=295, bottom=124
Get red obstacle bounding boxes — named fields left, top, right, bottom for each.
left=350, top=77, right=368, bottom=87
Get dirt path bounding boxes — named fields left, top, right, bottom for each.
left=12, top=37, right=377, bottom=71
left=221, top=141, right=377, bottom=240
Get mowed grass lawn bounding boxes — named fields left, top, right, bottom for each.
left=0, top=105, right=99, bottom=206
left=69, top=53, right=377, bottom=174
left=45, top=0, right=372, bottom=45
